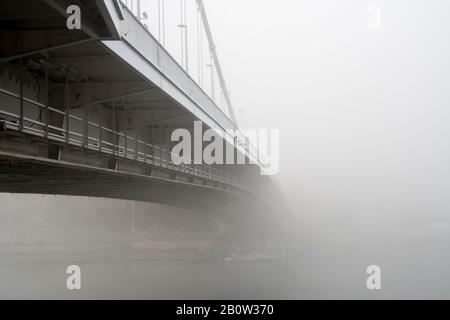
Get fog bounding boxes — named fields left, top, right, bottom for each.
left=1, top=0, right=450, bottom=299
left=205, top=0, right=450, bottom=247
left=201, top=0, right=450, bottom=298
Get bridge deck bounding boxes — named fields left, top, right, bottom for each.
left=0, top=0, right=283, bottom=210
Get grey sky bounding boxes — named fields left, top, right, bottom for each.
left=200, top=0, right=450, bottom=243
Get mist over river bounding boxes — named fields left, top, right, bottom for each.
left=2, top=194, right=450, bottom=300
left=1, top=252, right=450, bottom=300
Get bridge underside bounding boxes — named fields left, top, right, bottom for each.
left=0, top=151, right=258, bottom=216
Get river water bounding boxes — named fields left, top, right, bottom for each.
left=1, top=251, right=449, bottom=299
left=1, top=194, right=450, bottom=299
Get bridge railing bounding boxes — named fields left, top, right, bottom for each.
left=118, top=1, right=270, bottom=173
left=119, top=0, right=235, bottom=121
left=0, top=88, right=237, bottom=187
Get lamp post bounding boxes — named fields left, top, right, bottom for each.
left=178, top=0, right=188, bottom=72
left=205, top=61, right=215, bottom=101
left=178, top=24, right=189, bottom=72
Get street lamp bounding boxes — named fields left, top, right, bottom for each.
left=178, top=24, right=189, bottom=73
left=205, top=61, right=215, bottom=101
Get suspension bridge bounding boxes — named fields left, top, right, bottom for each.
left=0, top=0, right=282, bottom=214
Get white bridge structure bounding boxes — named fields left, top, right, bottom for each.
left=0, top=0, right=283, bottom=214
